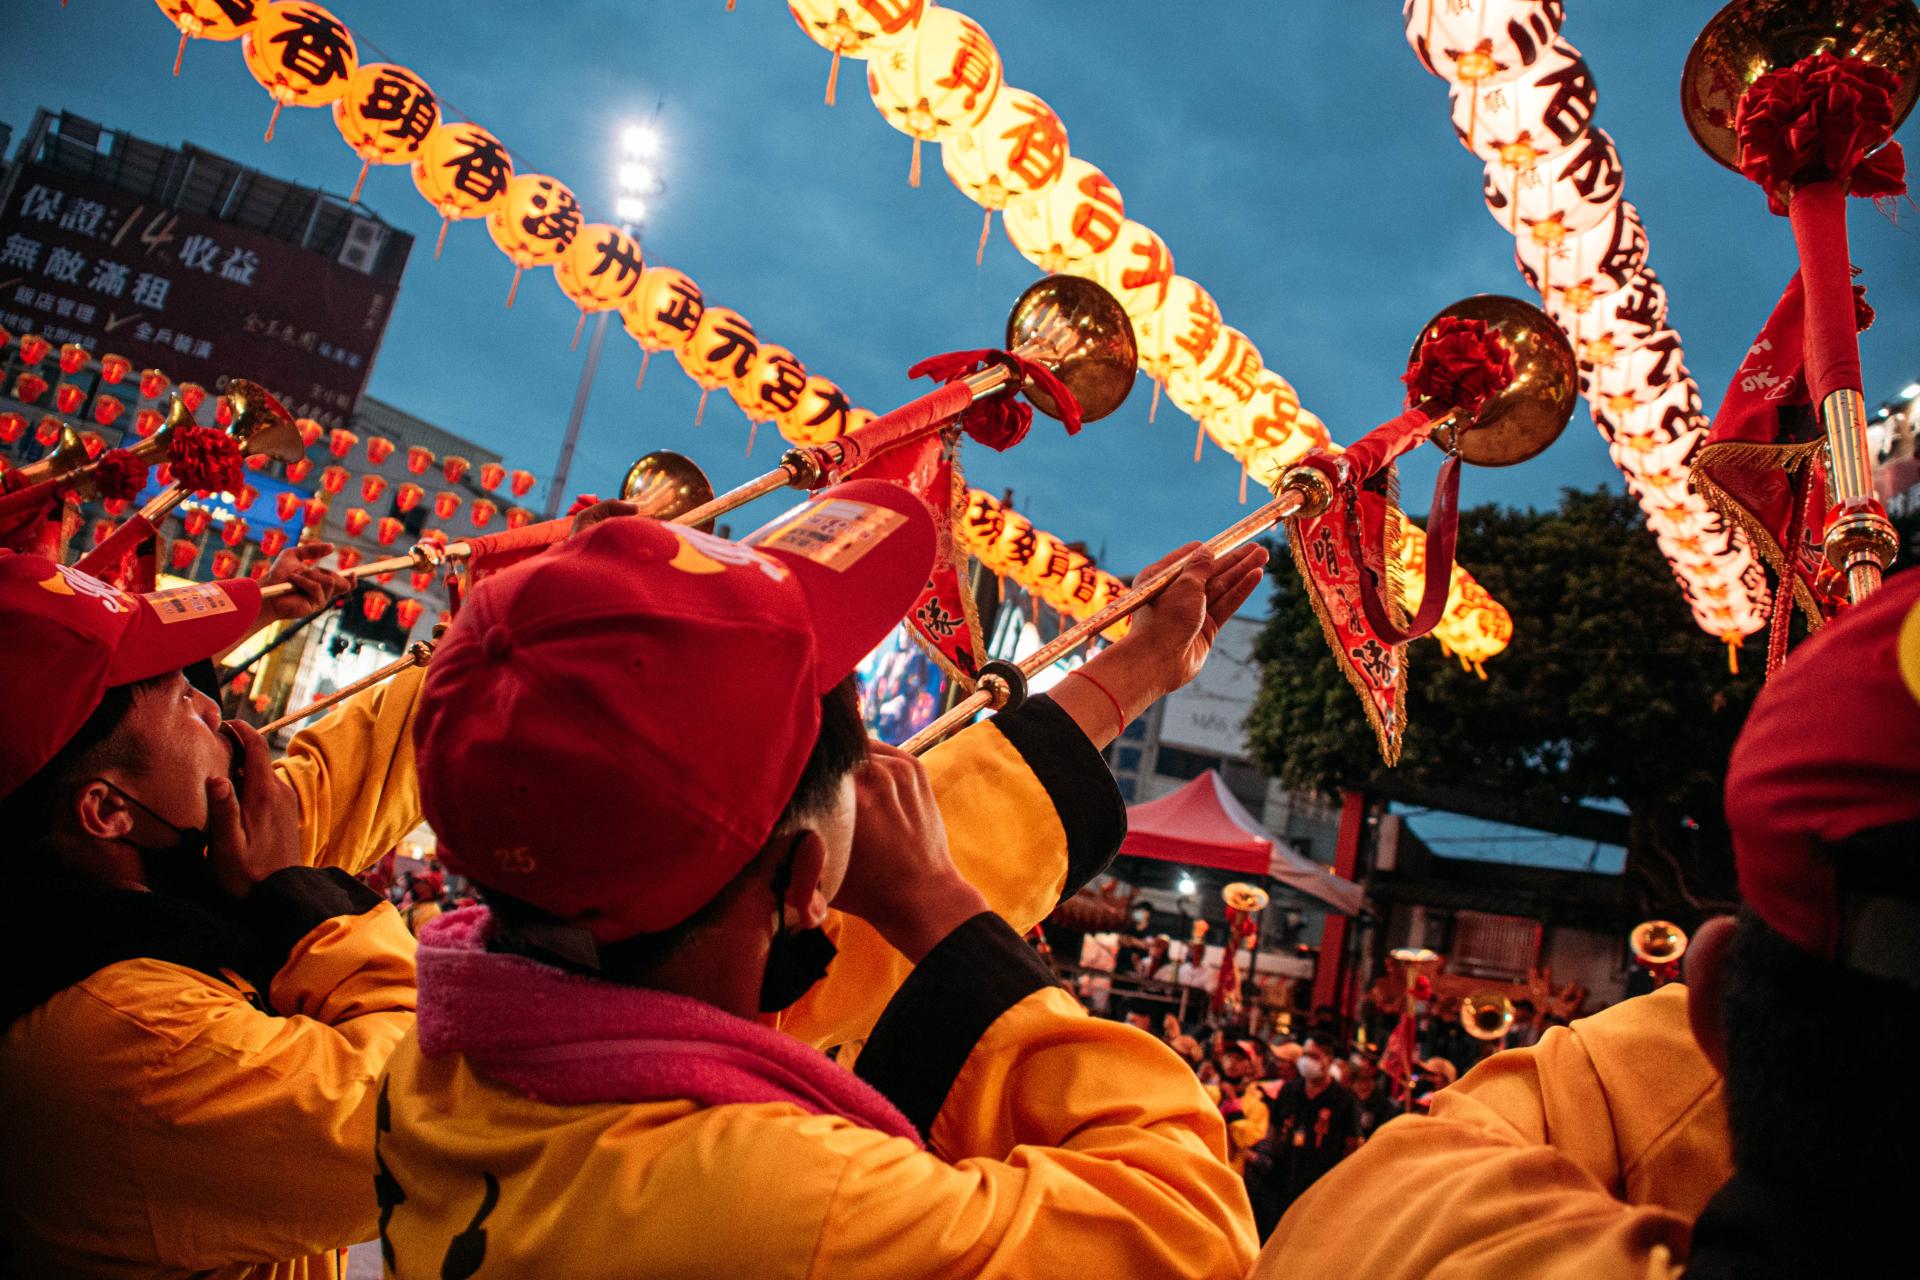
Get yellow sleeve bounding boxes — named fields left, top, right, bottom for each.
left=275, top=660, right=426, bottom=876
left=812, top=914, right=1255, bottom=1280
left=776, top=696, right=1124, bottom=1051
left=1227, top=1083, right=1269, bottom=1170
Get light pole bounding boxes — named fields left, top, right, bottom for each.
left=543, top=123, right=664, bottom=518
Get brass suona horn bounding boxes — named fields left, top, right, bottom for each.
left=1223, top=882, right=1271, bottom=912
left=133, top=380, right=303, bottom=527
left=10, top=423, right=89, bottom=486
left=1630, top=919, right=1690, bottom=968
left=1461, top=992, right=1516, bottom=1041
left=898, top=295, right=1578, bottom=757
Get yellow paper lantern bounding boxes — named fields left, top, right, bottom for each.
left=732, top=344, right=808, bottom=455
left=1135, top=276, right=1222, bottom=422
left=554, top=223, right=645, bottom=345
left=781, top=374, right=856, bottom=447
left=487, top=174, right=583, bottom=307
left=1002, top=156, right=1126, bottom=273
left=154, top=0, right=260, bottom=77
left=619, top=267, right=706, bottom=390
left=987, top=509, right=1038, bottom=577
left=332, top=62, right=438, bottom=203
left=866, top=7, right=1003, bottom=187
left=675, top=307, right=759, bottom=426
left=958, top=488, right=1006, bottom=555
left=1166, top=327, right=1262, bottom=461
left=411, top=121, right=513, bottom=258
left=788, top=0, right=927, bottom=105
left=941, top=87, right=1069, bottom=264
left=1081, top=219, right=1175, bottom=322
left=241, top=1, right=358, bottom=142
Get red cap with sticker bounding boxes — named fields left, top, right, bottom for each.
left=0, top=550, right=261, bottom=799
left=414, top=480, right=936, bottom=940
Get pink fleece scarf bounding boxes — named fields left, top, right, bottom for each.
left=415, top=907, right=922, bottom=1147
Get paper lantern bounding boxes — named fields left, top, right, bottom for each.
left=487, top=174, right=582, bottom=307
left=302, top=496, right=328, bottom=525
left=32, top=417, right=61, bottom=447
left=92, top=393, right=126, bottom=427
left=1583, top=330, right=1686, bottom=418
left=1134, top=276, right=1221, bottom=422
left=959, top=488, right=1006, bottom=554
left=1514, top=200, right=1647, bottom=312
left=0, top=413, right=24, bottom=443
left=181, top=508, right=212, bottom=538
left=360, top=473, right=389, bottom=504
left=53, top=383, right=83, bottom=416
left=675, top=307, right=758, bottom=426
left=139, top=368, right=170, bottom=399
left=987, top=509, right=1038, bottom=576
left=328, top=427, right=358, bottom=459
left=17, top=335, right=52, bottom=368
left=285, top=457, right=314, bottom=483
left=509, top=469, right=535, bottom=498
left=442, top=455, right=469, bottom=485
left=506, top=507, right=533, bottom=530
left=941, top=87, right=1069, bottom=263
left=274, top=492, right=301, bottom=522
left=78, top=432, right=106, bottom=461
left=365, top=435, right=395, bottom=465
left=241, top=1, right=358, bottom=142
left=233, top=483, right=259, bottom=511
left=1167, top=327, right=1263, bottom=457
left=478, top=462, right=505, bottom=491
left=434, top=490, right=462, bottom=521
left=789, top=0, right=926, bottom=104
left=781, top=375, right=855, bottom=446
left=103, top=498, right=131, bottom=517
left=360, top=589, right=390, bottom=622
left=411, top=121, right=513, bottom=257
left=618, top=267, right=706, bottom=388
left=555, top=224, right=645, bottom=344
left=419, top=528, right=449, bottom=549
left=332, top=62, right=438, bottom=202
left=295, top=417, right=323, bottom=447
left=395, top=598, right=425, bottom=631
left=1548, top=267, right=1666, bottom=353
left=1081, top=219, right=1174, bottom=322
left=469, top=498, right=498, bottom=528
left=1404, top=0, right=1565, bottom=88
left=100, top=353, right=131, bottom=384
left=410, top=567, right=435, bottom=591
left=335, top=546, right=362, bottom=571
left=91, top=518, right=114, bottom=547
left=343, top=507, right=371, bottom=537
left=395, top=481, right=423, bottom=512
left=169, top=539, right=200, bottom=573
left=375, top=515, right=404, bottom=546
left=131, top=407, right=163, bottom=439
left=406, top=445, right=433, bottom=475
left=732, top=345, right=808, bottom=455
left=154, top=0, right=261, bottom=76
left=867, top=7, right=1003, bottom=186
left=1482, top=127, right=1621, bottom=244
left=221, top=518, right=248, bottom=547
left=1003, top=156, right=1125, bottom=272
left=59, top=343, right=88, bottom=375
left=1451, top=38, right=1595, bottom=166
left=319, top=465, right=348, bottom=495
left=15, top=373, right=49, bottom=405
left=177, top=383, right=207, bottom=414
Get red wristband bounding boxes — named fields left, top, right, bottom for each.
left=1068, top=666, right=1128, bottom=737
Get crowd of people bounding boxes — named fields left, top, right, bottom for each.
left=1, top=478, right=1914, bottom=1278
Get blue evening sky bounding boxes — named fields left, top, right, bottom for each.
left=7, top=1, right=1917, bottom=590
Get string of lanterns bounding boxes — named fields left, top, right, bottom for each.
left=1400, top=0, right=1769, bottom=661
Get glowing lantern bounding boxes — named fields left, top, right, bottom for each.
left=1082, top=219, right=1174, bottom=322
left=359, top=590, right=390, bottom=623
left=1548, top=267, right=1666, bottom=354
left=100, top=353, right=131, bottom=384
left=1405, top=0, right=1566, bottom=89
left=676, top=307, right=758, bottom=426
left=1482, top=127, right=1621, bottom=243
left=395, top=481, right=423, bottom=512
left=419, top=528, right=449, bottom=550
left=139, top=368, right=170, bottom=399
left=619, top=267, right=706, bottom=389
left=411, top=121, right=513, bottom=257
left=505, top=507, right=533, bottom=530
left=53, top=383, right=83, bottom=416
left=788, top=0, right=926, bottom=105
left=1167, top=328, right=1263, bottom=460
left=183, top=508, right=212, bottom=537
left=434, top=491, right=462, bottom=521
left=509, top=469, right=536, bottom=498
left=1239, top=372, right=1310, bottom=463
left=1003, top=156, right=1125, bottom=272
left=942, top=87, right=1070, bottom=264
left=554, top=224, right=645, bottom=345
left=320, top=464, right=348, bottom=495
left=470, top=498, right=498, bottom=528
left=274, top=492, right=301, bottom=522
left=285, top=457, right=314, bottom=483
left=233, top=483, right=259, bottom=511
left=91, top=519, right=114, bottom=547
left=335, top=546, right=362, bottom=571
left=177, top=384, right=208, bottom=415
left=987, top=509, right=1038, bottom=577
left=442, top=455, right=469, bottom=485
left=295, top=417, right=323, bottom=447
left=59, top=343, right=88, bottom=375
left=360, top=473, right=389, bottom=504
left=410, top=568, right=435, bottom=591
left=221, top=518, right=248, bottom=547
left=406, top=445, right=433, bottom=475
left=302, top=496, right=328, bottom=525
left=344, top=507, right=372, bottom=537
left=733, top=345, right=808, bottom=454
left=1515, top=200, right=1647, bottom=312
left=488, top=174, right=583, bottom=307
left=365, top=435, right=395, bottom=465
left=78, top=432, right=106, bottom=460
left=395, top=597, right=425, bottom=631
left=332, top=62, right=438, bottom=202
left=169, top=540, right=199, bottom=573
left=15, top=373, right=49, bottom=405
left=781, top=375, right=855, bottom=447
left=154, top=0, right=261, bottom=76
left=959, top=488, right=1006, bottom=554
left=1451, top=38, right=1594, bottom=167
left=1135, top=276, right=1222, bottom=422
left=479, top=462, right=505, bottom=491
left=867, top=7, right=1003, bottom=186
left=0, top=413, right=24, bottom=443
left=129, top=408, right=162, bottom=440
left=92, top=394, right=126, bottom=427
left=240, top=1, right=358, bottom=142
left=376, top=515, right=404, bottom=546
left=18, top=335, right=50, bottom=367
left=328, top=427, right=358, bottom=459
left=32, top=417, right=60, bottom=447
left=1582, top=330, right=1686, bottom=418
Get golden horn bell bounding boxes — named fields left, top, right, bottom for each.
left=221, top=379, right=306, bottom=463
left=1461, top=991, right=1516, bottom=1041
left=1004, top=274, right=1138, bottom=425
left=620, top=450, right=716, bottom=531
left=12, top=423, right=90, bottom=485
left=1682, top=0, right=1920, bottom=172
left=1222, top=882, right=1271, bottom=912
left=1630, top=919, right=1690, bottom=968
left=1405, top=295, right=1579, bottom=467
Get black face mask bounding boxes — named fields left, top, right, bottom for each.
left=92, top=779, right=221, bottom=900
left=758, top=840, right=838, bottom=1014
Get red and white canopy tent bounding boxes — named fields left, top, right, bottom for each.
left=1121, top=771, right=1365, bottom=916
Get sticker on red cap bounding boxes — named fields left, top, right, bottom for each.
left=749, top=499, right=906, bottom=573
left=146, top=583, right=238, bottom=624
left=37, top=564, right=134, bottom=614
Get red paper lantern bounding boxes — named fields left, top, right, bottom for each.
left=328, top=428, right=358, bottom=459
left=506, top=506, right=532, bottom=529
left=169, top=539, right=198, bottom=572
left=275, top=491, right=302, bottom=521
left=18, top=334, right=50, bottom=366
left=261, top=528, right=289, bottom=557
left=226, top=484, right=257, bottom=512
left=178, top=384, right=207, bottom=413
left=510, top=469, right=536, bottom=498
left=442, top=455, right=469, bottom=484
left=15, top=373, right=49, bottom=404
left=376, top=571, right=395, bottom=584
left=470, top=498, right=497, bottom=527
left=433, top=490, right=461, bottom=520
left=406, top=445, right=433, bottom=475
left=33, top=417, right=61, bottom=446
left=394, top=482, right=423, bottom=512
left=139, top=368, right=170, bottom=400
left=320, top=465, right=348, bottom=495
left=220, top=518, right=247, bottom=546
left=395, top=598, right=424, bottom=630
left=286, top=457, right=314, bottom=483
left=134, top=407, right=164, bottom=438
left=247, top=453, right=272, bottom=471
left=365, top=435, right=396, bottom=465
left=59, top=343, right=89, bottom=375
left=182, top=508, right=212, bottom=537
left=419, top=528, right=449, bottom=548
left=361, top=473, right=389, bottom=504
left=103, top=498, right=130, bottom=517
left=0, top=413, right=24, bottom=443
left=479, top=461, right=505, bottom=491
left=156, top=464, right=176, bottom=487
left=344, top=507, right=372, bottom=537
left=376, top=515, right=404, bottom=546
left=410, top=568, right=434, bottom=591
left=91, top=519, right=113, bottom=546
left=335, top=546, right=363, bottom=571
left=303, top=496, right=328, bottom=525
left=249, top=562, right=272, bottom=583
left=229, top=667, right=251, bottom=693
left=53, top=383, right=84, bottom=416
left=92, top=394, right=126, bottom=427
left=79, top=431, right=106, bottom=459
left=296, top=417, right=323, bottom=447
left=99, top=353, right=131, bottom=384
left=361, top=590, right=391, bottom=622
left=212, top=550, right=240, bottom=579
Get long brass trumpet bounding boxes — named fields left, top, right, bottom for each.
left=898, top=294, right=1578, bottom=756
left=10, top=423, right=89, bottom=486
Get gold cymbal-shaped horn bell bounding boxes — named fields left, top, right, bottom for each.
left=1682, top=0, right=1920, bottom=172
left=12, top=423, right=90, bottom=484
left=621, top=450, right=716, bottom=531
left=1630, top=919, right=1690, bottom=968
left=1461, top=992, right=1516, bottom=1041
left=1405, top=294, right=1579, bottom=467
left=221, top=379, right=306, bottom=463
left=1222, top=882, right=1271, bottom=913
left=1004, top=274, right=1138, bottom=425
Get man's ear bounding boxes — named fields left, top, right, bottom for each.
left=780, top=831, right=831, bottom=931
left=73, top=779, right=135, bottom=843
left=1685, top=914, right=1737, bottom=1074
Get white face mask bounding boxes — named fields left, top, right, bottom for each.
left=1297, top=1056, right=1326, bottom=1083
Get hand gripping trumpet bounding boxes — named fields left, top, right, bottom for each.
left=899, top=294, right=1578, bottom=756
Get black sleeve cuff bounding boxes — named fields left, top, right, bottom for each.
left=855, top=911, right=1058, bottom=1137
left=244, top=866, right=386, bottom=969
left=990, top=694, right=1128, bottom=905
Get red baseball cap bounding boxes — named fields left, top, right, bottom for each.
left=0, top=551, right=262, bottom=799
left=414, top=480, right=936, bottom=941
left=1725, top=570, right=1920, bottom=971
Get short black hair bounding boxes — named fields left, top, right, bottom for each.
left=1720, top=908, right=1920, bottom=1200
left=488, top=674, right=869, bottom=983
left=0, top=674, right=168, bottom=852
